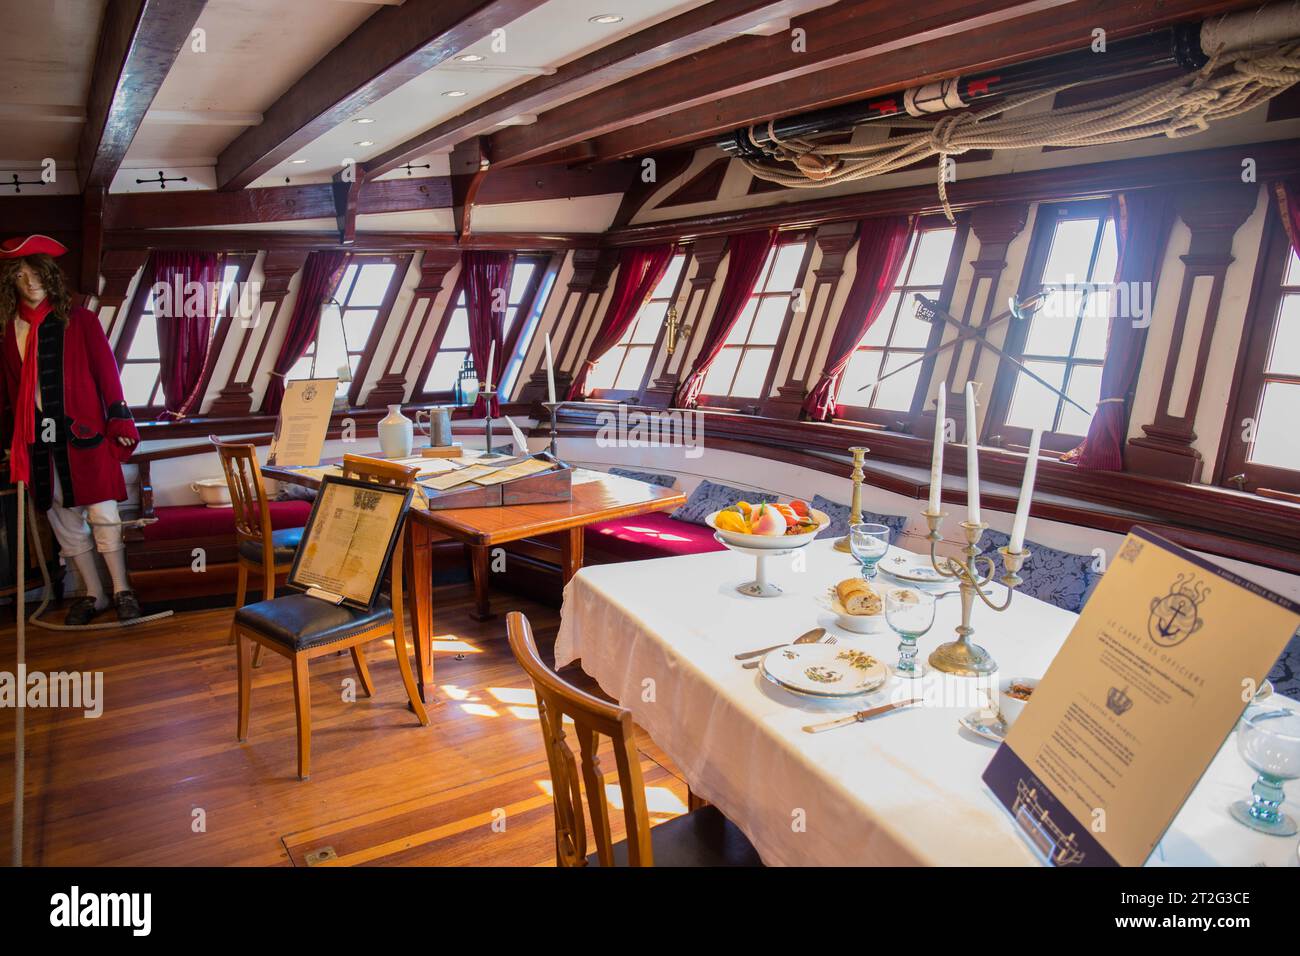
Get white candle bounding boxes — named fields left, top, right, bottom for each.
left=1009, top=428, right=1042, bottom=553
left=928, top=389, right=945, bottom=514
left=484, top=340, right=496, bottom=392
left=965, top=382, right=981, bottom=525
left=544, top=333, right=557, bottom=404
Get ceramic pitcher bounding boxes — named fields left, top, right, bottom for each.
left=379, top=404, right=414, bottom=458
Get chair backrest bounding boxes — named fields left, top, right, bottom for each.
left=340, top=454, right=419, bottom=488
left=210, top=436, right=274, bottom=554
left=505, top=611, right=653, bottom=867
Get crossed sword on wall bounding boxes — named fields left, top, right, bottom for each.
left=856, top=291, right=1092, bottom=419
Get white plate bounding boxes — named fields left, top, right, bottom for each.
left=878, top=555, right=948, bottom=586
left=959, top=710, right=1007, bottom=742
left=760, top=643, right=887, bottom=698
left=819, top=594, right=885, bottom=634
left=706, top=508, right=830, bottom=550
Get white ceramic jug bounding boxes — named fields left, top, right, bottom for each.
left=379, top=404, right=414, bottom=458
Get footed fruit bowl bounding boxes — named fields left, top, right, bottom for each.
left=706, top=505, right=830, bottom=550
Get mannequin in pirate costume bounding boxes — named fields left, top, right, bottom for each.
left=0, top=235, right=142, bottom=624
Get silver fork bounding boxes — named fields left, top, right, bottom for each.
left=743, top=634, right=836, bottom=668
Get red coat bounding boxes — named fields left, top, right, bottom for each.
left=1, top=306, right=139, bottom=504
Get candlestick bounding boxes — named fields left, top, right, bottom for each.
left=965, top=382, right=981, bottom=525
left=928, top=389, right=945, bottom=514
left=541, top=401, right=567, bottom=462
left=833, top=446, right=870, bottom=554
left=479, top=387, right=506, bottom=459
left=544, top=333, right=557, bottom=405
left=1009, top=428, right=1042, bottom=553
left=921, top=509, right=1030, bottom=676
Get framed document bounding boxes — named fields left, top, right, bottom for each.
left=267, top=377, right=337, bottom=467
left=288, top=476, right=413, bottom=610
left=983, top=527, right=1300, bottom=866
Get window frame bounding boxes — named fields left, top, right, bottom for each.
left=114, top=252, right=256, bottom=418
left=586, top=247, right=692, bottom=403
left=694, top=232, right=814, bottom=409
left=1216, top=206, right=1300, bottom=494
left=411, top=253, right=553, bottom=403
left=832, top=216, right=968, bottom=431
left=985, top=198, right=1116, bottom=453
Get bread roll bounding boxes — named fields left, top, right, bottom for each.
left=835, top=578, right=882, bottom=616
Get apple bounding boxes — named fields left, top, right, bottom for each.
left=751, top=503, right=787, bottom=536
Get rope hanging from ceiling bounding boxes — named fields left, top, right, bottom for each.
left=740, top=39, right=1300, bottom=222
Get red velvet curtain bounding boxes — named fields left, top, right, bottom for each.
left=674, top=230, right=776, bottom=408
left=153, top=251, right=221, bottom=417
left=1275, top=179, right=1300, bottom=259
left=463, top=250, right=516, bottom=417
left=262, top=250, right=349, bottom=415
left=802, top=215, right=913, bottom=420
left=567, top=244, right=675, bottom=400
left=1066, top=189, right=1177, bottom=470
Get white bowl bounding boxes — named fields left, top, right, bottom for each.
left=998, top=676, right=1039, bottom=727
left=826, top=595, right=885, bottom=634
left=706, top=507, right=829, bottom=550
left=190, top=477, right=231, bottom=508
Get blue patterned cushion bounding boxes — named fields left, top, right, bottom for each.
left=811, top=494, right=907, bottom=543
left=608, top=467, right=677, bottom=489
left=979, top=529, right=1101, bottom=614
left=1267, top=631, right=1300, bottom=703
left=671, top=480, right=776, bottom=526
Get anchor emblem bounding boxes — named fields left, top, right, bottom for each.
left=1148, top=573, right=1208, bottom=648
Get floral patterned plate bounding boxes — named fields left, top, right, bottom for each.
left=878, top=555, right=948, bottom=587
left=760, top=643, right=888, bottom=698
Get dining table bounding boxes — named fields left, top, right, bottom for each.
left=554, top=538, right=1300, bottom=867
left=264, top=450, right=685, bottom=703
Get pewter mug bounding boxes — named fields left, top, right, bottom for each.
left=416, top=407, right=454, bottom=447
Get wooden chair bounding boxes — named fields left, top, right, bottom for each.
left=234, top=455, right=428, bottom=780
left=506, top=611, right=762, bottom=867
left=212, top=436, right=305, bottom=668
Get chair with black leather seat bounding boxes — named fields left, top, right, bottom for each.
left=234, top=459, right=428, bottom=780
left=212, top=436, right=305, bottom=668
left=506, top=611, right=762, bottom=867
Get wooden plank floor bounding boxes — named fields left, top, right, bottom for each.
left=0, top=585, right=689, bottom=866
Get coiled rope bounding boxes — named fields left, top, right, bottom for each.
left=741, top=39, right=1300, bottom=221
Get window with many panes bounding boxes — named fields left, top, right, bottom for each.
left=1220, top=217, right=1300, bottom=493
left=838, top=224, right=961, bottom=421
left=585, top=251, right=688, bottom=397
left=700, top=238, right=809, bottom=401
left=417, top=255, right=550, bottom=400
left=287, top=254, right=410, bottom=405
left=118, top=255, right=253, bottom=413
left=989, top=200, right=1117, bottom=449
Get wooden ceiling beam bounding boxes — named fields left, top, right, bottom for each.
left=487, top=0, right=1264, bottom=167
left=77, top=0, right=209, bottom=190
left=361, top=0, right=839, bottom=179
left=215, top=0, right=547, bottom=191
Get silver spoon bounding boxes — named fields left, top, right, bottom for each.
left=743, top=632, right=835, bottom=669
left=734, top=627, right=826, bottom=661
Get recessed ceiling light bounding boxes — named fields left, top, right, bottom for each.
left=290, top=158, right=308, bottom=164
left=443, top=89, right=468, bottom=97
left=455, top=53, right=485, bottom=62
left=355, top=140, right=374, bottom=147
left=352, top=117, right=375, bottom=124
left=589, top=14, right=623, bottom=24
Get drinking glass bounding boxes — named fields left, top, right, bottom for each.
left=885, top=587, right=935, bottom=679
left=848, top=523, right=891, bottom=579
left=1228, top=707, right=1300, bottom=836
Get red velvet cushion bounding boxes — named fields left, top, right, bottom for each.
left=585, top=511, right=726, bottom=562
left=141, top=500, right=314, bottom=542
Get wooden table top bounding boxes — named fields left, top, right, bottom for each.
left=264, top=455, right=685, bottom=546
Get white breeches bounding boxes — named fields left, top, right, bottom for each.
left=46, top=470, right=124, bottom=558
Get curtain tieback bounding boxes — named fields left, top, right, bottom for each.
left=1097, top=397, right=1126, bottom=405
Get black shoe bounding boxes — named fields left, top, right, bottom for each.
left=65, top=597, right=100, bottom=627
left=114, top=589, right=142, bottom=622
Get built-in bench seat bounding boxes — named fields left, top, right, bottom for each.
left=138, top=500, right=313, bottom=545
left=584, top=511, right=726, bottom=564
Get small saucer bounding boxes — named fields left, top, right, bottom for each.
left=959, top=710, right=1007, bottom=743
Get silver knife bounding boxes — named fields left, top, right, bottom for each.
left=803, top=698, right=923, bottom=733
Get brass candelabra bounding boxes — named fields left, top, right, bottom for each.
left=832, top=446, right=870, bottom=554
left=922, top=509, right=1030, bottom=676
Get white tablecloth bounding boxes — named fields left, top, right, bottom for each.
left=554, top=540, right=1300, bottom=867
